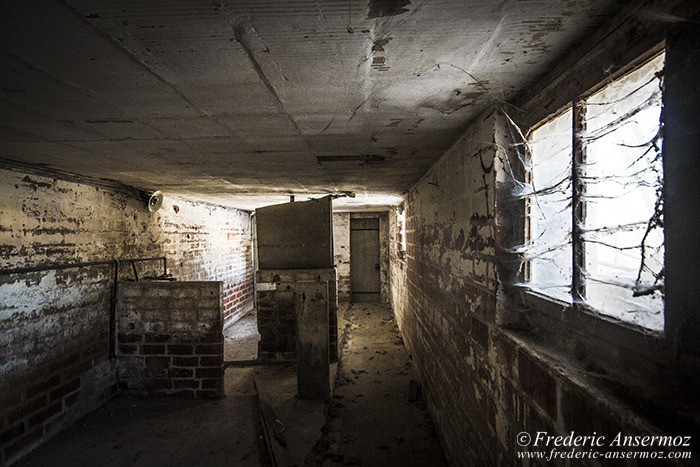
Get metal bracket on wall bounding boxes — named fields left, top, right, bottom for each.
left=0, top=256, right=168, bottom=359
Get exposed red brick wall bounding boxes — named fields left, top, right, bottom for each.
left=0, top=167, right=253, bottom=464
left=116, top=281, right=225, bottom=398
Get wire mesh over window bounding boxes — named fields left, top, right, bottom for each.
left=518, top=51, right=665, bottom=331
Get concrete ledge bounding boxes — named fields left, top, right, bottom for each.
left=257, top=268, right=336, bottom=283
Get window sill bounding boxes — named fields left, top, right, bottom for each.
left=502, top=285, right=678, bottom=427
left=521, top=288, right=664, bottom=341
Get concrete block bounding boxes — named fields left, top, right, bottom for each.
left=295, top=281, right=330, bottom=400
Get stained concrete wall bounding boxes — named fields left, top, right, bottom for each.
left=0, top=168, right=253, bottom=464
left=390, top=102, right=700, bottom=464
left=116, top=281, right=225, bottom=398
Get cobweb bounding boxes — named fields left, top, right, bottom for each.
left=500, top=53, right=665, bottom=331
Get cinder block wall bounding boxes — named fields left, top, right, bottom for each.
left=116, top=281, right=224, bottom=398
left=0, top=168, right=254, bottom=464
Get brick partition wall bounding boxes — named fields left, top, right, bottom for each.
left=256, top=269, right=338, bottom=363
left=116, top=281, right=224, bottom=398
left=0, top=167, right=253, bottom=464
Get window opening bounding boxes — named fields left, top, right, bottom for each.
left=517, top=51, right=665, bottom=330
left=527, top=108, right=573, bottom=303
left=581, top=53, right=665, bottom=330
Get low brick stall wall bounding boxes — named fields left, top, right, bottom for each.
left=115, top=281, right=224, bottom=398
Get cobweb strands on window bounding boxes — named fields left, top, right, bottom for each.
left=580, top=54, right=664, bottom=330
left=498, top=53, right=665, bottom=331
left=525, top=108, right=574, bottom=303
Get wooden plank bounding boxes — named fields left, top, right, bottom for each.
left=254, top=379, right=287, bottom=466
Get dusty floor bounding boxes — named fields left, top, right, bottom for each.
left=16, top=368, right=270, bottom=467
left=315, top=303, right=447, bottom=466
left=253, top=363, right=335, bottom=466
left=17, top=303, right=446, bottom=466
left=224, top=310, right=260, bottom=362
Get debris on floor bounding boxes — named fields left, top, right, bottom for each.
left=314, top=303, right=447, bottom=466
left=16, top=303, right=445, bottom=467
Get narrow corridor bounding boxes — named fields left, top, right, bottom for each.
left=316, top=303, right=447, bottom=466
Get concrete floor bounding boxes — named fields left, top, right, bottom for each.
left=224, top=310, right=260, bottom=362
left=16, top=366, right=272, bottom=467
left=315, top=303, right=447, bottom=466
left=17, top=303, right=445, bottom=466
left=16, top=389, right=267, bottom=466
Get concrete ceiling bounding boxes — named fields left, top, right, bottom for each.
left=0, top=0, right=624, bottom=211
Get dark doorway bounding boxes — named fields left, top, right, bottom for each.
left=350, top=218, right=381, bottom=302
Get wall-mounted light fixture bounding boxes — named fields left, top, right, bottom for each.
left=144, top=190, right=163, bottom=212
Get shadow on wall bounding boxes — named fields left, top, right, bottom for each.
left=0, top=167, right=255, bottom=465
left=116, top=281, right=225, bottom=399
